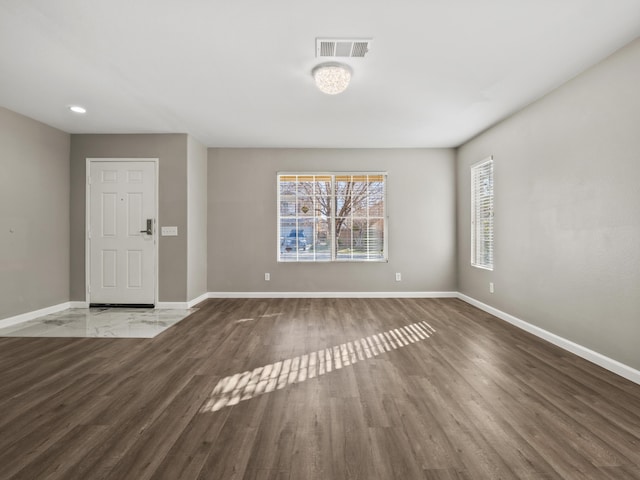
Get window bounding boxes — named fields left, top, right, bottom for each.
left=471, top=157, right=494, bottom=270
left=278, top=173, right=387, bottom=262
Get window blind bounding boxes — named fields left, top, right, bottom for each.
left=471, top=158, right=494, bottom=270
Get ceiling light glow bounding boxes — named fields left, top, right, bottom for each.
left=69, top=105, right=87, bottom=114
left=312, top=63, right=352, bottom=95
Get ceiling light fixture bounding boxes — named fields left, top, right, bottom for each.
left=69, top=105, right=87, bottom=114
left=312, top=62, right=352, bottom=95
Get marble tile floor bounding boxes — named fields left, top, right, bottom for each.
left=0, top=307, right=196, bottom=338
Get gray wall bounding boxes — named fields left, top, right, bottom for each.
left=0, top=107, right=70, bottom=319
left=457, top=38, right=640, bottom=370
left=70, top=134, right=189, bottom=302
left=187, top=135, right=208, bottom=301
left=208, top=148, right=457, bottom=293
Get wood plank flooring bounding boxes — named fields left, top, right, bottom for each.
left=1, top=298, right=639, bottom=479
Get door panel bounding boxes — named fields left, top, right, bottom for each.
left=102, top=193, right=117, bottom=236
left=89, top=161, right=156, bottom=304
left=102, top=250, right=117, bottom=288
left=127, top=250, right=143, bottom=288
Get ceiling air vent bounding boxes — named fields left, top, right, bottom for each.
left=316, top=38, right=372, bottom=58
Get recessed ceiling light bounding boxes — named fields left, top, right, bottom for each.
left=69, top=105, right=87, bottom=114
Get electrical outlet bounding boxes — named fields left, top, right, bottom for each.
left=395, top=272, right=402, bottom=281
left=489, top=282, right=494, bottom=293
left=265, top=273, right=270, bottom=281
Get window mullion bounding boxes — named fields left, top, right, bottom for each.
left=330, top=175, right=336, bottom=261
left=366, top=178, right=370, bottom=260
left=295, top=175, right=299, bottom=262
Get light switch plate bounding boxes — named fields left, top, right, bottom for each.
left=161, top=226, right=178, bottom=236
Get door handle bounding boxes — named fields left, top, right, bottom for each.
left=140, top=218, right=153, bottom=235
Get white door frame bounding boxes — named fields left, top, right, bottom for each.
left=85, top=158, right=159, bottom=305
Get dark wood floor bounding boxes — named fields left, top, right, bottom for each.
left=1, top=298, right=639, bottom=480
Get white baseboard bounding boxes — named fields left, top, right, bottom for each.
left=156, top=302, right=190, bottom=309
left=456, top=293, right=640, bottom=386
left=69, top=301, right=89, bottom=308
left=187, top=292, right=210, bottom=308
left=0, top=302, right=71, bottom=329
left=208, top=291, right=458, bottom=299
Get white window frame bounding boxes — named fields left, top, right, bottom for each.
left=471, top=157, right=494, bottom=270
left=277, top=172, right=388, bottom=263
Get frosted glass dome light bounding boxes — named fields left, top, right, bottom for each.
left=312, top=63, right=352, bottom=95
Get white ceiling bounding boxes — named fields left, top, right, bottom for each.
left=1, top=0, right=639, bottom=148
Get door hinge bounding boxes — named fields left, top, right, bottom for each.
left=88, top=284, right=91, bottom=294
left=88, top=229, right=91, bottom=239
left=88, top=176, right=92, bottom=185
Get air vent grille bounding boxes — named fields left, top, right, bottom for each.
left=351, top=42, right=369, bottom=57
left=316, top=38, right=372, bottom=58
left=320, top=41, right=334, bottom=57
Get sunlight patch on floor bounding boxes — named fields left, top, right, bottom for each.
left=200, top=320, right=436, bottom=413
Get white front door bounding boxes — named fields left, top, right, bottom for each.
left=88, top=160, right=157, bottom=305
